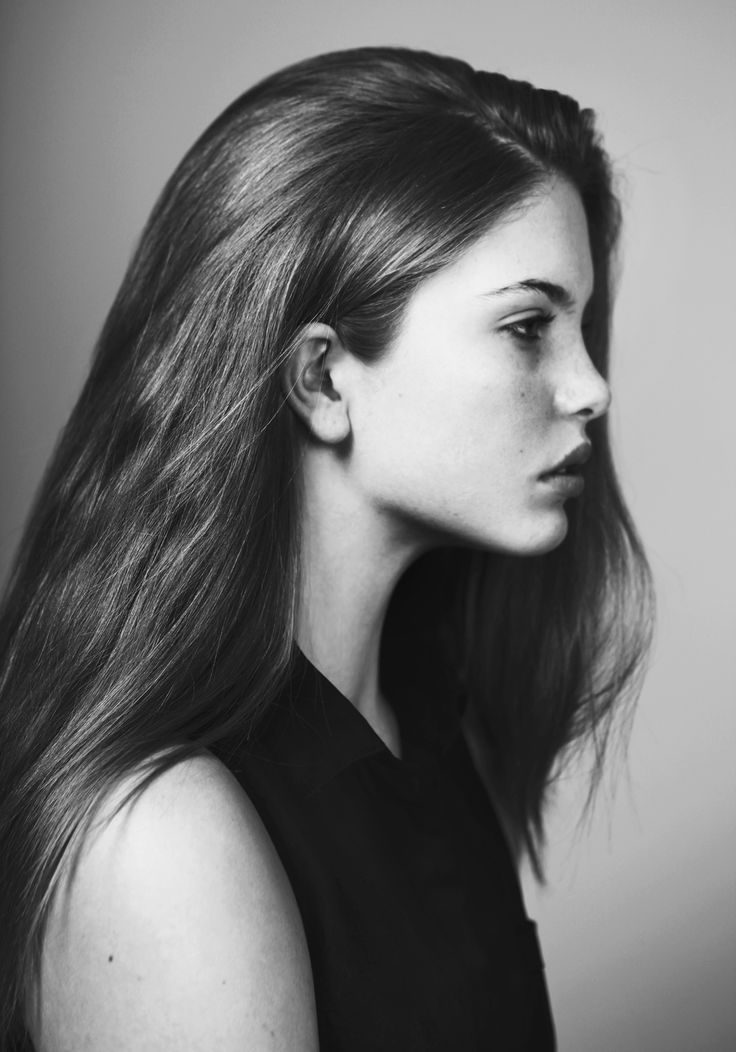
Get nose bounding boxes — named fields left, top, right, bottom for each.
left=553, top=342, right=611, bottom=422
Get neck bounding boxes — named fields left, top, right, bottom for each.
left=295, top=453, right=423, bottom=753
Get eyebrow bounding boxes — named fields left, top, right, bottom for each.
left=484, top=279, right=577, bottom=309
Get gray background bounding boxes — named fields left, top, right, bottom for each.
left=1, top=1, right=734, bottom=1048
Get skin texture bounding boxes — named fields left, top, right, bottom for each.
left=32, top=177, right=609, bottom=1047
left=285, top=178, right=610, bottom=750
left=30, top=757, right=319, bottom=1051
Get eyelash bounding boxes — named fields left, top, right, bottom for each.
left=501, top=311, right=555, bottom=344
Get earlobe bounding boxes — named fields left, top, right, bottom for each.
left=280, top=324, right=352, bottom=445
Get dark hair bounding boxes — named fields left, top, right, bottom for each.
left=0, top=46, right=654, bottom=1039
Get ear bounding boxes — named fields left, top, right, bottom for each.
left=280, top=323, right=352, bottom=445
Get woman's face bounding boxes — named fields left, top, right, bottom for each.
left=348, top=178, right=611, bottom=556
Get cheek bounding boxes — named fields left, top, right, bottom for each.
left=500, top=381, right=550, bottom=458
left=358, top=371, right=542, bottom=505
left=436, top=376, right=543, bottom=475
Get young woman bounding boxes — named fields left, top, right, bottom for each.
left=0, top=46, right=654, bottom=1050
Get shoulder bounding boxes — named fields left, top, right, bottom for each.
left=29, top=752, right=318, bottom=1051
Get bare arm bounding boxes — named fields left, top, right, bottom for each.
left=28, top=754, right=318, bottom=1051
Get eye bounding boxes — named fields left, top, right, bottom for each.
left=500, top=311, right=555, bottom=345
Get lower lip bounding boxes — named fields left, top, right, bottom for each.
left=539, top=471, right=585, bottom=497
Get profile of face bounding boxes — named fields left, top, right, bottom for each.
left=289, top=178, right=611, bottom=559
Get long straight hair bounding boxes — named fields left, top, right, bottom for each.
left=0, top=47, right=654, bottom=1040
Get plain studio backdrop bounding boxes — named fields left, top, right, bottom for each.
left=1, top=2, right=734, bottom=1049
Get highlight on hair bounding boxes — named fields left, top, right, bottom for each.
left=0, top=46, right=654, bottom=1042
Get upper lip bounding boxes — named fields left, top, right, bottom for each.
left=541, top=442, right=592, bottom=476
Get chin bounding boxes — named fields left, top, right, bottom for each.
left=412, top=504, right=570, bottom=557
left=522, top=512, right=570, bottom=554
left=477, top=510, right=570, bottom=557
left=524, top=529, right=568, bottom=556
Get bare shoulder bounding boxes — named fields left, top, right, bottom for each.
left=29, top=753, right=318, bottom=1051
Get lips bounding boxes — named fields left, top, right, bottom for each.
left=540, top=442, right=592, bottom=479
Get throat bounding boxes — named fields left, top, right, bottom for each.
left=369, top=695, right=403, bottom=759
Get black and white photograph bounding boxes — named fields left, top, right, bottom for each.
left=1, top=2, right=734, bottom=1049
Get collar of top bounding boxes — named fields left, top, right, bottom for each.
left=252, top=644, right=465, bottom=793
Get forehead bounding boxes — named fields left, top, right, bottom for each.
left=444, top=179, right=594, bottom=298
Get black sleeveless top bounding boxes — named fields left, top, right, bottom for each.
left=212, top=648, right=556, bottom=1051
